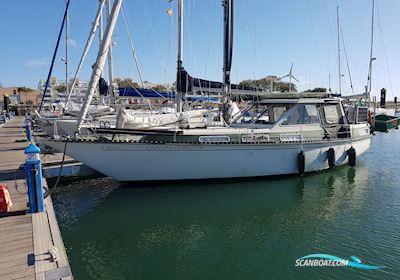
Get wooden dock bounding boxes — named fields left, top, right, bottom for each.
left=0, top=116, right=72, bottom=280
left=0, top=117, right=98, bottom=181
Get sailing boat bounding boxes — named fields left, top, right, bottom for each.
left=36, top=0, right=218, bottom=138
left=35, top=0, right=116, bottom=137
left=43, top=0, right=372, bottom=181
left=364, top=0, right=399, bottom=132
left=338, top=1, right=398, bottom=132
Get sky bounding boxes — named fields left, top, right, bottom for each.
left=0, top=0, right=399, bottom=99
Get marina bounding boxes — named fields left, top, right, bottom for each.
left=1, top=0, right=400, bottom=279
left=53, top=129, right=400, bottom=279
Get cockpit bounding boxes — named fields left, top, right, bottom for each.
left=231, top=98, right=352, bottom=139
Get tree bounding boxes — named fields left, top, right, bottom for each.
left=17, top=87, right=34, bottom=93
left=239, top=76, right=297, bottom=92
left=55, top=85, right=66, bottom=93
left=305, top=87, right=327, bottom=93
left=275, top=81, right=297, bottom=92
left=152, top=84, right=168, bottom=92
left=113, top=78, right=140, bottom=88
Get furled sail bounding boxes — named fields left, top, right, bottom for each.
left=177, top=66, right=264, bottom=95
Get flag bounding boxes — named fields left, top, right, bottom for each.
left=167, top=8, right=173, bottom=16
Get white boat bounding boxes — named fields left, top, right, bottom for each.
left=35, top=105, right=218, bottom=138
left=372, top=107, right=396, bottom=117
left=45, top=136, right=370, bottom=181
left=41, top=0, right=372, bottom=182
left=34, top=0, right=216, bottom=139
left=116, top=107, right=218, bottom=129
left=44, top=96, right=372, bottom=181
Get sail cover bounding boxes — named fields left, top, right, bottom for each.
left=222, top=0, right=234, bottom=86
left=176, top=66, right=263, bottom=94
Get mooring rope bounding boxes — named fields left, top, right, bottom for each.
left=51, top=140, right=68, bottom=191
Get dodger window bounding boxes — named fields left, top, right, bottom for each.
left=323, top=105, right=340, bottom=124
left=281, top=104, right=320, bottom=125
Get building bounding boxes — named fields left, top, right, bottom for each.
left=0, top=87, right=42, bottom=113
left=38, top=77, right=99, bottom=105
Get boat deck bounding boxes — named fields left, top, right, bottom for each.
left=0, top=116, right=72, bottom=280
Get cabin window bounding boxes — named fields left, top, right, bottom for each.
left=304, top=105, right=319, bottom=123
left=238, top=110, right=258, bottom=123
left=323, top=105, right=340, bottom=124
left=234, top=104, right=293, bottom=125
left=281, top=104, right=320, bottom=125
left=272, top=106, right=287, bottom=121
left=255, top=105, right=292, bottom=124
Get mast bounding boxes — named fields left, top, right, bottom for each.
left=176, top=0, right=184, bottom=113
left=76, top=0, right=122, bottom=133
left=106, top=0, right=114, bottom=98
left=328, top=74, right=331, bottom=92
left=38, top=0, right=71, bottom=112
left=65, top=0, right=106, bottom=105
left=222, top=0, right=234, bottom=99
left=221, top=0, right=234, bottom=123
left=99, top=0, right=103, bottom=48
left=65, top=0, right=69, bottom=96
left=367, top=0, right=375, bottom=106
left=337, top=6, right=342, bottom=95
left=98, top=0, right=103, bottom=105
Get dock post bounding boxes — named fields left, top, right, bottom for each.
left=24, top=143, right=45, bottom=213
left=25, top=112, right=32, bottom=142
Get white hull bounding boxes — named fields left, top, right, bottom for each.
left=372, top=107, right=396, bottom=116
left=37, top=118, right=95, bottom=137
left=44, top=136, right=371, bottom=181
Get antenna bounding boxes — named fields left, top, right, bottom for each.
left=278, top=63, right=299, bottom=92
left=328, top=73, right=332, bottom=93
left=176, top=0, right=184, bottom=113
left=366, top=0, right=375, bottom=106
left=337, top=6, right=342, bottom=95
left=65, top=0, right=69, bottom=95
left=106, top=0, right=114, bottom=99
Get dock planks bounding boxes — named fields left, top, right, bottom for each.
left=0, top=117, right=72, bottom=280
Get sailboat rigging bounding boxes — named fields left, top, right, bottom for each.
left=40, top=0, right=372, bottom=181
left=38, top=0, right=71, bottom=113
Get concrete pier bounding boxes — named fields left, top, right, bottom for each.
left=0, top=116, right=73, bottom=280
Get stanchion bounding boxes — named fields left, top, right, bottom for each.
left=24, top=143, right=45, bottom=213
left=25, top=112, right=32, bottom=142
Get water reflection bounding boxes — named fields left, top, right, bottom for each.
left=52, top=129, right=400, bottom=280
left=53, top=163, right=372, bottom=234
left=326, top=174, right=335, bottom=197
left=52, top=177, right=120, bottom=230
left=347, top=167, right=356, bottom=184
left=54, top=163, right=383, bottom=280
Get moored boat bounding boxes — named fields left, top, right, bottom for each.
left=373, top=114, right=399, bottom=132
left=44, top=95, right=372, bottom=181
left=41, top=0, right=372, bottom=182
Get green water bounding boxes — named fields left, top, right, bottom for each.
left=53, top=130, right=400, bottom=280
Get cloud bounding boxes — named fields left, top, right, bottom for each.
left=24, top=58, right=49, bottom=68
left=68, top=39, right=78, bottom=48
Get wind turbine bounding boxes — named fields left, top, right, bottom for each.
left=278, top=63, right=299, bottom=92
